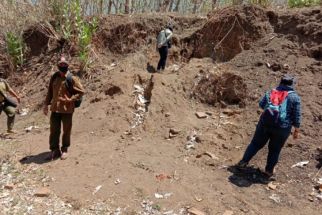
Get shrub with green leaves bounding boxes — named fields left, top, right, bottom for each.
left=288, top=0, right=321, bottom=7
left=53, top=0, right=97, bottom=70
left=5, top=32, right=25, bottom=68
left=249, top=0, right=272, bottom=7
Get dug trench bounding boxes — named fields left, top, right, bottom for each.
left=0, top=5, right=322, bottom=215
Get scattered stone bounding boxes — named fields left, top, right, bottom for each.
left=223, top=210, right=234, bottom=215
left=170, top=128, right=180, bottom=135
left=195, top=112, right=207, bottom=119
left=4, top=183, right=15, bottom=190
left=187, top=207, right=206, bottom=215
left=222, top=109, right=242, bottom=116
left=222, top=143, right=229, bottom=149
left=34, top=187, right=51, bottom=197
left=194, top=196, right=203, bottom=202
left=268, top=182, right=277, bottom=190
left=165, top=112, right=171, bottom=117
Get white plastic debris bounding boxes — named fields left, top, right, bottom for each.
left=20, top=108, right=29, bottom=116
left=269, top=194, right=281, bottom=203
left=154, top=192, right=173, bottom=199
left=114, top=179, right=121, bottom=185
left=25, top=126, right=40, bottom=132
left=92, top=185, right=102, bottom=195
left=138, top=94, right=148, bottom=104
left=291, top=161, right=309, bottom=168
left=185, top=130, right=199, bottom=150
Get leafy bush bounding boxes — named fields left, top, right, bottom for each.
left=249, top=0, right=272, bottom=7
left=288, top=0, right=321, bottom=7
left=5, top=32, right=25, bottom=68
left=50, top=0, right=97, bottom=70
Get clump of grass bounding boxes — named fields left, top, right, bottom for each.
left=249, top=0, right=272, bottom=7
left=50, top=0, right=97, bottom=71
left=288, top=0, right=321, bottom=7
left=5, top=32, right=25, bottom=68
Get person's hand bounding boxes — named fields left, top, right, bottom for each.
left=293, top=128, right=300, bottom=140
left=59, top=95, right=73, bottom=103
left=43, top=105, right=48, bottom=116
left=16, top=96, right=21, bottom=103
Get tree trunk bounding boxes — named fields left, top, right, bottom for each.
left=174, top=0, right=181, bottom=12
left=108, top=0, right=113, bottom=14
left=125, top=0, right=130, bottom=14
left=169, top=0, right=175, bottom=12
left=99, top=0, right=104, bottom=14
left=212, top=0, right=217, bottom=10
left=192, top=0, right=198, bottom=14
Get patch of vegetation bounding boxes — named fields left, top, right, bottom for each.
left=288, top=0, right=321, bottom=7
left=5, top=32, right=25, bottom=68
left=249, top=0, right=272, bottom=7
left=50, top=0, right=97, bottom=71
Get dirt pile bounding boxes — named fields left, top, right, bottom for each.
left=95, top=15, right=206, bottom=55
left=182, top=5, right=272, bottom=61
left=192, top=69, right=247, bottom=107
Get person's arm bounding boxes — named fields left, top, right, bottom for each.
left=5, top=82, right=20, bottom=103
left=292, top=95, right=301, bottom=139
left=165, top=29, right=173, bottom=42
left=70, top=76, right=85, bottom=101
left=43, top=76, right=54, bottom=115
left=8, top=88, right=21, bottom=103
left=259, top=92, right=268, bottom=109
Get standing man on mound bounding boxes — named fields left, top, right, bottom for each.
left=156, top=23, right=173, bottom=72
left=237, top=74, right=301, bottom=177
left=43, top=57, right=85, bottom=160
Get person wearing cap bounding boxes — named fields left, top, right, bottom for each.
left=236, top=74, right=301, bottom=177
left=43, top=57, right=85, bottom=160
left=0, top=75, right=21, bottom=133
left=156, top=23, right=173, bottom=72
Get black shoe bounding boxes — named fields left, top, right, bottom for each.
left=236, top=160, right=248, bottom=170
left=46, top=150, right=61, bottom=161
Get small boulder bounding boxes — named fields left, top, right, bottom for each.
left=34, top=187, right=51, bottom=197
left=195, top=112, right=207, bottom=119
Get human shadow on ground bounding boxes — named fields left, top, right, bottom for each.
left=19, top=152, right=52, bottom=165
left=146, top=63, right=157, bottom=73
left=227, top=165, right=272, bottom=187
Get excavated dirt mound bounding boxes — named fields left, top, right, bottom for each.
left=23, top=24, right=51, bottom=57
left=181, top=5, right=272, bottom=61
left=192, top=70, right=247, bottom=106
left=95, top=15, right=206, bottom=55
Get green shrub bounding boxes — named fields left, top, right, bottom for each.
left=249, top=0, right=272, bottom=7
left=5, top=32, right=25, bottom=68
left=288, top=0, right=321, bottom=7
left=53, top=0, right=97, bottom=70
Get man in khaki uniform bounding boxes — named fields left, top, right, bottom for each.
left=0, top=75, right=20, bottom=133
left=43, top=57, right=85, bottom=160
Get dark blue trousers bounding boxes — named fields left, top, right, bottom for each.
left=241, top=122, right=291, bottom=173
left=157, top=46, right=168, bottom=71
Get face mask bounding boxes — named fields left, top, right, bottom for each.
left=58, top=66, right=68, bottom=73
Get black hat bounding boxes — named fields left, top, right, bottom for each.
left=280, top=74, right=295, bottom=87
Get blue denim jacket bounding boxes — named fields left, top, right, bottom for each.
left=259, top=85, right=301, bottom=128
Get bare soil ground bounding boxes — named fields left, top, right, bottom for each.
left=1, top=5, right=322, bottom=215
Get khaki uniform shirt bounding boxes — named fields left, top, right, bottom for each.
left=45, top=71, right=85, bottom=113
left=0, top=79, right=12, bottom=103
